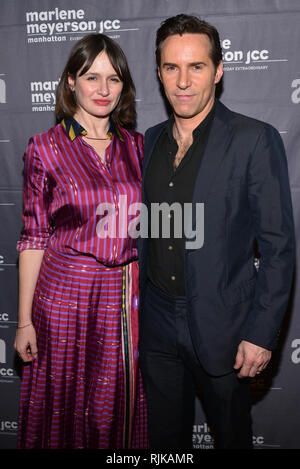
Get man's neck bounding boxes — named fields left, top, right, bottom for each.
left=173, top=99, right=215, bottom=141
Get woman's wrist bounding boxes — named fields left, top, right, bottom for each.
left=17, top=314, right=33, bottom=328
left=17, top=322, right=33, bottom=329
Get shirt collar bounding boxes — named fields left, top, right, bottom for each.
left=166, top=101, right=216, bottom=142
left=61, top=116, right=123, bottom=142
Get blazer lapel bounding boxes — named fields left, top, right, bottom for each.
left=192, top=101, right=233, bottom=205
left=142, top=121, right=167, bottom=202
left=183, top=101, right=233, bottom=242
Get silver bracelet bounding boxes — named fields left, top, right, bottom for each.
left=17, top=322, right=33, bottom=329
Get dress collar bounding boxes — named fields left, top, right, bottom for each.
left=61, top=116, right=123, bottom=142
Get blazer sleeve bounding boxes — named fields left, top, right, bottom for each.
left=242, top=124, right=295, bottom=349
left=17, top=137, right=54, bottom=252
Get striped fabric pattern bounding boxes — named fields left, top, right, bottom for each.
left=16, top=119, right=148, bottom=448
left=17, top=118, right=143, bottom=265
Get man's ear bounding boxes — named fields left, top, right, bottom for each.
left=214, top=61, right=223, bottom=84
left=157, top=67, right=162, bottom=83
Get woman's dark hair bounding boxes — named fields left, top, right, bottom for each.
left=156, top=14, right=222, bottom=69
left=55, top=34, right=136, bottom=128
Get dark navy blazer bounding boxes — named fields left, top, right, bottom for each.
left=138, top=100, right=295, bottom=376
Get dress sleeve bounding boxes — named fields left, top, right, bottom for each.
left=17, top=137, right=53, bottom=252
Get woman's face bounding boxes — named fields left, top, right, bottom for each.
left=68, top=51, right=123, bottom=120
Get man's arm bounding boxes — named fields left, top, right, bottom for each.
left=234, top=124, right=295, bottom=377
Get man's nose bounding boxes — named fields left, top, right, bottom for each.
left=176, top=69, right=191, bottom=89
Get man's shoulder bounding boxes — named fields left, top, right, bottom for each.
left=144, top=120, right=168, bottom=140
left=218, top=100, right=278, bottom=137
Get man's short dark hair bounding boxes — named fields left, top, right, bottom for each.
left=155, top=14, right=222, bottom=69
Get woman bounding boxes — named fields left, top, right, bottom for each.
left=14, top=34, right=148, bottom=449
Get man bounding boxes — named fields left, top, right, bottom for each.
left=138, top=14, right=295, bottom=449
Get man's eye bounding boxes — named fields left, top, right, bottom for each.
left=87, top=76, right=96, bottom=81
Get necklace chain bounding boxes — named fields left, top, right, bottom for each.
left=84, top=135, right=109, bottom=141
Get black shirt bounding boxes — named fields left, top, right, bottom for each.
left=145, top=105, right=215, bottom=296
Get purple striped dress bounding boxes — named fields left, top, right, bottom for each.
left=16, top=118, right=148, bottom=449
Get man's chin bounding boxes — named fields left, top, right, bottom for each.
left=173, top=109, right=200, bottom=119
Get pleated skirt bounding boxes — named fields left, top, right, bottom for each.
left=17, top=245, right=148, bottom=449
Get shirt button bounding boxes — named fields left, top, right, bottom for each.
left=171, top=275, right=176, bottom=281
left=168, top=245, right=173, bottom=250
left=169, top=182, right=174, bottom=187
left=168, top=213, right=172, bottom=219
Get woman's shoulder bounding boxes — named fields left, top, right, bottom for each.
left=117, top=126, right=144, bottom=163
left=118, top=126, right=144, bottom=145
left=23, top=124, right=66, bottom=171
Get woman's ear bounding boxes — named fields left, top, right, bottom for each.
left=68, top=74, right=75, bottom=91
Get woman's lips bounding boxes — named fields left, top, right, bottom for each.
left=93, top=99, right=111, bottom=106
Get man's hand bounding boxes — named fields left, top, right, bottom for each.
left=234, top=340, right=272, bottom=378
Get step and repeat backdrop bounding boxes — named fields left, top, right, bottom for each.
left=0, top=0, right=299, bottom=449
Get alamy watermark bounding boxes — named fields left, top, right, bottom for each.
left=96, top=195, right=204, bottom=249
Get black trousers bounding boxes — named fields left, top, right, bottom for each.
left=139, top=283, right=253, bottom=450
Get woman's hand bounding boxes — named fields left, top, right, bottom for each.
left=16, top=249, right=44, bottom=363
left=14, top=324, right=38, bottom=362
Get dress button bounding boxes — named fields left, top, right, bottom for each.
left=169, top=181, right=174, bottom=187
left=171, top=275, right=176, bottom=281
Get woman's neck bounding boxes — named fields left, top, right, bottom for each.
left=73, top=111, right=110, bottom=138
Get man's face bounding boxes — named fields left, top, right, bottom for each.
left=158, top=33, right=223, bottom=121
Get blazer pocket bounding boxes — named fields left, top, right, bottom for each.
left=221, top=276, right=256, bottom=308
